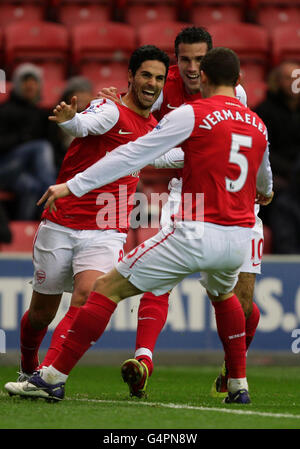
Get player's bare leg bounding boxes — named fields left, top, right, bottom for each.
left=211, top=272, right=260, bottom=398
left=19, top=291, right=62, bottom=378
left=39, top=270, right=105, bottom=369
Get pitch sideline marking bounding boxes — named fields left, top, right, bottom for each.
left=70, top=397, right=300, bottom=420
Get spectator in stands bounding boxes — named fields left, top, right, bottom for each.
left=254, top=60, right=300, bottom=227
left=270, top=158, right=300, bottom=254
left=57, top=76, right=94, bottom=157
left=0, top=63, right=58, bottom=220
left=255, top=61, right=300, bottom=190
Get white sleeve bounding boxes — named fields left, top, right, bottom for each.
left=151, top=90, right=163, bottom=112
left=256, top=143, right=273, bottom=196
left=58, top=99, right=119, bottom=137
left=235, top=84, right=247, bottom=107
left=151, top=147, right=184, bottom=169
left=67, top=104, right=195, bottom=197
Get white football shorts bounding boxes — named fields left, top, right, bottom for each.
left=32, top=219, right=127, bottom=294
left=161, top=178, right=264, bottom=275
left=117, top=221, right=251, bottom=297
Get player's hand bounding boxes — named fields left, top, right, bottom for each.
left=255, top=190, right=274, bottom=206
left=37, top=183, right=71, bottom=213
left=49, top=96, right=77, bottom=123
left=97, top=87, right=121, bottom=104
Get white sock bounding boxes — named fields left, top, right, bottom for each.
left=135, top=348, right=153, bottom=360
left=228, top=377, right=248, bottom=393
left=40, top=365, right=68, bottom=384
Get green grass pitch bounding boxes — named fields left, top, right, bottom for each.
left=0, top=364, right=300, bottom=429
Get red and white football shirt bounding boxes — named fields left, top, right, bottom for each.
left=67, top=95, right=272, bottom=229
left=43, top=99, right=157, bottom=231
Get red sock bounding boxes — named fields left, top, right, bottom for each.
left=212, top=294, right=246, bottom=379
left=135, top=292, right=169, bottom=376
left=246, top=302, right=260, bottom=350
left=39, top=306, right=80, bottom=369
left=20, top=310, right=48, bottom=373
left=52, top=292, right=117, bottom=375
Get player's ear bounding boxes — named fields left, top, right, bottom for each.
left=128, top=69, right=134, bottom=85
left=200, top=70, right=207, bottom=84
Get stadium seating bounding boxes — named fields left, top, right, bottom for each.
left=190, top=0, right=245, bottom=26
left=56, top=0, right=111, bottom=27
left=242, top=80, right=267, bottom=109
left=0, top=221, right=39, bottom=253
left=39, top=78, right=66, bottom=110
left=4, top=21, right=69, bottom=80
left=208, top=23, right=270, bottom=81
left=121, top=0, right=178, bottom=28
left=79, top=62, right=129, bottom=86
left=270, top=24, right=300, bottom=65
left=71, top=22, right=136, bottom=79
left=0, top=0, right=45, bottom=27
left=256, top=6, right=300, bottom=33
left=137, top=21, right=192, bottom=63
left=94, top=77, right=129, bottom=98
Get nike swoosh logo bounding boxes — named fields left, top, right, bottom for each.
left=118, top=129, right=133, bottom=135
left=167, top=104, right=177, bottom=110
left=252, top=262, right=261, bottom=267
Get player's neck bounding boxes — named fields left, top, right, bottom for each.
left=121, top=93, right=151, bottom=118
left=208, top=86, right=236, bottom=98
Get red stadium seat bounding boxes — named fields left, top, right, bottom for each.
left=208, top=23, right=270, bottom=81
left=94, top=77, right=129, bottom=97
left=270, top=24, right=300, bottom=65
left=71, top=22, right=136, bottom=75
left=0, top=221, right=39, bottom=253
left=57, top=0, right=111, bottom=27
left=123, top=1, right=178, bottom=28
left=0, top=1, right=45, bottom=27
left=191, top=4, right=244, bottom=26
left=242, top=80, right=267, bottom=109
left=79, top=62, right=129, bottom=86
left=256, top=6, right=300, bottom=33
left=4, top=21, right=69, bottom=80
left=137, top=21, right=192, bottom=63
left=38, top=78, right=66, bottom=110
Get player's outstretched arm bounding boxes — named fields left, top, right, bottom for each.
left=49, top=96, right=77, bottom=123
left=37, top=183, right=71, bottom=213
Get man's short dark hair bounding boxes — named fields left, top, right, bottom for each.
left=200, top=47, right=240, bottom=86
left=129, top=45, right=169, bottom=78
left=175, top=26, right=213, bottom=58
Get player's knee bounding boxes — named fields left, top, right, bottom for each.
left=237, top=294, right=253, bottom=319
left=71, top=288, right=90, bottom=307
